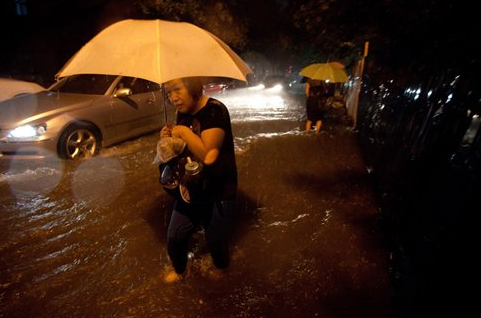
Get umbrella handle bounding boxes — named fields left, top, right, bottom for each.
left=161, top=84, right=169, bottom=125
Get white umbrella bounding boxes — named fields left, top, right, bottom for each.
left=56, top=19, right=252, bottom=84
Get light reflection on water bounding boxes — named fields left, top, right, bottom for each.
left=215, top=88, right=303, bottom=123
left=234, top=129, right=305, bottom=154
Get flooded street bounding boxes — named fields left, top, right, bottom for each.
left=0, top=88, right=394, bottom=317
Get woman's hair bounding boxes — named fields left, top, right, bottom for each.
left=181, top=77, right=204, bottom=101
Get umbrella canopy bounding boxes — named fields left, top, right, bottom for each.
left=56, top=19, right=252, bottom=84
left=299, top=63, right=349, bottom=83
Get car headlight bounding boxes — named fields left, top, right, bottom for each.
left=7, top=124, right=47, bottom=138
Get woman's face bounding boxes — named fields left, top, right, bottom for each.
left=164, top=79, right=196, bottom=114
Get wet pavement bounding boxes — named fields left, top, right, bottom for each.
left=0, top=88, right=395, bottom=317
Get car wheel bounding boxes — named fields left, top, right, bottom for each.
left=58, top=123, right=100, bottom=159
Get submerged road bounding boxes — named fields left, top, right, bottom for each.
left=0, top=88, right=394, bottom=317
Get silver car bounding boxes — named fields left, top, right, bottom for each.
left=0, top=74, right=165, bottom=160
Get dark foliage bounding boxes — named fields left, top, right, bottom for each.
left=356, top=2, right=480, bottom=313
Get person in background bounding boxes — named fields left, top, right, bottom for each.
left=305, top=79, right=324, bottom=133
left=159, top=77, right=237, bottom=282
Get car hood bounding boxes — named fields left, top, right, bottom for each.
left=0, top=91, right=96, bottom=128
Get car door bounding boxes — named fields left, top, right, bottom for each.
left=109, top=76, right=163, bottom=144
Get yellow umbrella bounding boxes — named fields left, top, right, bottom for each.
left=56, top=19, right=252, bottom=84
left=299, top=62, right=348, bottom=83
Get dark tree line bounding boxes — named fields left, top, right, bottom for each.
left=1, top=0, right=478, bottom=83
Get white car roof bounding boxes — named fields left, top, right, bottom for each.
left=0, top=77, right=46, bottom=103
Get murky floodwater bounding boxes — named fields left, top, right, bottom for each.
left=1, top=88, right=393, bottom=317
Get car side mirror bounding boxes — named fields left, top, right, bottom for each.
left=114, top=87, right=132, bottom=98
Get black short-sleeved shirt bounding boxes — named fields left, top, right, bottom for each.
left=176, top=98, right=238, bottom=203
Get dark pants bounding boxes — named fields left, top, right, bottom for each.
left=167, top=200, right=233, bottom=274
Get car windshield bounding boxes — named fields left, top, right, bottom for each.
left=50, top=74, right=117, bottom=95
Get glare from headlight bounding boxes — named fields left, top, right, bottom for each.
left=248, top=84, right=265, bottom=90
left=8, top=124, right=47, bottom=138
left=267, top=84, right=283, bottom=93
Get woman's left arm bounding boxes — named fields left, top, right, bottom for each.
left=172, top=125, right=225, bottom=165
